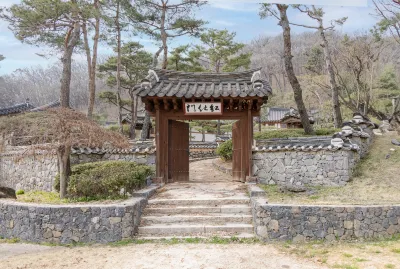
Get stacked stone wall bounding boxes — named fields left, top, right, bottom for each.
left=0, top=153, right=58, bottom=192
left=0, top=186, right=157, bottom=244
left=252, top=199, right=400, bottom=241
left=189, top=148, right=216, bottom=160
left=253, top=150, right=359, bottom=186
left=0, top=149, right=156, bottom=192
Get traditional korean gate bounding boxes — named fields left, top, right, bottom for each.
left=168, top=120, right=190, bottom=182
left=232, top=120, right=242, bottom=182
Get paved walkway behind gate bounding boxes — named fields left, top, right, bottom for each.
left=154, top=158, right=247, bottom=200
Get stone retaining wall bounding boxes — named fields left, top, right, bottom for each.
left=71, top=152, right=156, bottom=166
left=0, top=149, right=155, bottom=192
left=0, top=185, right=158, bottom=244
left=252, top=198, right=400, bottom=241
left=252, top=150, right=359, bottom=186
left=0, top=153, right=58, bottom=192
left=189, top=148, right=216, bottom=160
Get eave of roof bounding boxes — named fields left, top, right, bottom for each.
left=134, top=68, right=272, bottom=99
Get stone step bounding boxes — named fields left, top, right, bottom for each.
left=140, top=214, right=253, bottom=225
left=137, top=223, right=254, bottom=236
left=135, top=233, right=256, bottom=240
left=144, top=205, right=252, bottom=215
left=147, top=197, right=250, bottom=207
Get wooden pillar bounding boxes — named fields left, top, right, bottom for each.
left=240, top=115, right=248, bottom=182
left=155, top=108, right=163, bottom=183
left=246, top=104, right=257, bottom=183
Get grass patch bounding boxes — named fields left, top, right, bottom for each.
left=107, top=237, right=260, bottom=247
left=333, top=264, right=359, bottom=269
left=16, top=190, right=127, bottom=204
left=391, top=248, right=400, bottom=253
left=354, top=258, right=368, bottom=262
left=0, top=237, right=20, bottom=244
left=385, top=264, right=395, bottom=269
left=343, top=253, right=353, bottom=258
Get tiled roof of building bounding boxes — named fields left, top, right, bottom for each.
left=263, top=107, right=290, bottom=123
left=30, top=100, right=60, bottom=112
left=134, top=68, right=272, bottom=98
left=0, top=102, right=35, bottom=116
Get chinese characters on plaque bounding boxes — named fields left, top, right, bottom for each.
left=184, top=102, right=223, bottom=115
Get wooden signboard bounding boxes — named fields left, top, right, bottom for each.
left=183, top=101, right=223, bottom=115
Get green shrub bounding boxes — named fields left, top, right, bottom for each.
left=54, top=161, right=154, bottom=199
left=254, top=128, right=339, bottom=140
left=16, top=189, right=24, bottom=195
left=216, top=139, right=233, bottom=161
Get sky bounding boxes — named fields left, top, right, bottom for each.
left=0, top=0, right=378, bottom=75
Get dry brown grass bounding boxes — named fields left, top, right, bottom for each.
left=278, top=235, right=400, bottom=269
left=260, top=132, right=400, bottom=205
left=0, top=108, right=129, bottom=149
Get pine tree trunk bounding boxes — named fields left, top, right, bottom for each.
left=141, top=113, right=151, bottom=140
left=318, top=26, right=342, bottom=128
left=60, top=20, right=80, bottom=108
left=129, top=93, right=137, bottom=139
left=277, top=4, right=314, bottom=134
left=57, top=145, right=71, bottom=199
left=160, top=6, right=168, bottom=69
left=115, top=0, right=123, bottom=134
left=87, top=0, right=100, bottom=119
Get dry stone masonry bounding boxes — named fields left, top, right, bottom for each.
left=252, top=114, right=375, bottom=186
left=0, top=146, right=156, bottom=192
left=252, top=198, right=400, bottom=241
left=0, top=186, right=158, bottom=244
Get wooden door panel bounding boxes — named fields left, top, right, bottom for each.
left=168, top=120, right=189, bottom=182
left=232, top=120, right=242, bottom=181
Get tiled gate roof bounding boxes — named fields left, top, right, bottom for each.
left=134, top=68, right=272, bottom=98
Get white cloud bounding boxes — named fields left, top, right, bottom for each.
left=210, top=2, right=259, bottom=12
left=215, top=20, right=237, bottom=26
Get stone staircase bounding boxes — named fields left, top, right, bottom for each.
left=136, top=197, right=254, bottom=239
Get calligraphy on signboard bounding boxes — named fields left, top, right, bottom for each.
left=183, top=102, right=223, bottom=115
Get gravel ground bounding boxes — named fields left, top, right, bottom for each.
left=0, top=243, right=326, bottom=269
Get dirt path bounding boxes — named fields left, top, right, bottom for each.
left=190, top=158, right=232, bottom=182
left=0, top=243, right=326, bottom=269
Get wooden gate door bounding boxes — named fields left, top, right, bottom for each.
left=168, top=120, right=190, bottom=182
left=232, top=120, right=242, bottom=181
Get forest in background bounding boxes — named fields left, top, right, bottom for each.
left=0, top=1, right=399, bottom=134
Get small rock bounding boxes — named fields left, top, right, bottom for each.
left=391, top=139, right=400, bottom=146
left=109, top=217, right=122, bottom=224
left=0, top=187, right=16, bottom=199
left=279, top=184, right=307, bottom=193
left=293, top=234, right=306, bottom=243
left=268, top=220, right=279, bottom=231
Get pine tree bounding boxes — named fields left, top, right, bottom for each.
left=260, top=4, right=314, bottom=134
left=0, top=0, right=89, bottom=108
left=98, top=42, right=153, bottom=138
left=194, top=29, right=251, bottom=73
left=124, top=0, right=207, bottom=69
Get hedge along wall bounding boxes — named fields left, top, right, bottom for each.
left=0, top=186, right=158, bottom=244
left=0, top=147, right=156, bottom=192
left=252, top=198, right=400, bottom=241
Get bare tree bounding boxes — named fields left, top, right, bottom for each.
left=260, top=4, right=314, bottom=134
left=293, top=5, right=345, bottom=128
